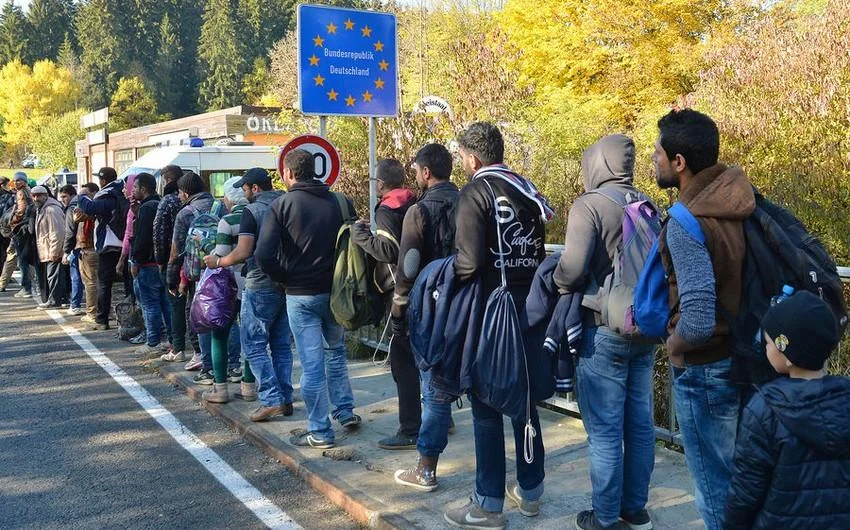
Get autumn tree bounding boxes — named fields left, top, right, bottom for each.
left=109, top=77, right=168, bottom=132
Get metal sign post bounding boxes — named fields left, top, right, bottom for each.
left=297, top=4, right=399, bottom=227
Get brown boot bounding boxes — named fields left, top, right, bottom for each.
left=393, top=454, right=439, bottom=492
left=250, top=404, right=284, bottom=422
left=234, top=381, right=257, bottom=401
left=203, top=383, right=230, bottom=404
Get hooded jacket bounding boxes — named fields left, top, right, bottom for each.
left=660, top=164, right=755, bottom=364
left=131, top=193, right=161, bottom=265
left=63, top=195, right=80, bottom=255
left=255, top=179, right=355, bottom=295
left=166, top=191, right=214, bottom=289
left=554, top=134, right=640, bottom=302
left=77, top=180, right=127, bottom=253
left=35, top=196, right=65, bottom=262
left=351, top=187, right=416, bottom=296
left=725, top=376, right=850, bottom=529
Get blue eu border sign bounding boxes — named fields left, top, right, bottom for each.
left=297, top=4, right=399, bottom=117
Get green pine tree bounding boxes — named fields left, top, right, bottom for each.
left=237, top=0, right=293, bottom=60
left=153, top=12, right=182, bottom=117
left=161, top=0, right=203, bottom=116
left=57, top=32, right=81, bottom=82
left=75, top=0, right=129, bottom=108
left=0, top=3, right=32, bottom=64
left=27, top=0, right=75, bottom=60
left=197, top=0, right=247, bottom=111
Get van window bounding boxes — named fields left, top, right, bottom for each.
left=202, top=170, right=243, bottom=198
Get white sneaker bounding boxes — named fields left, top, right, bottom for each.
left=66, top=307, right=85, bottom=316
left=160, top=350, right=186, bottom=362
left=183, top=354, right=202, bottom=371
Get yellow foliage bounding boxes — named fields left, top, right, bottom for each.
left=0, top=59, right=80, bottom=149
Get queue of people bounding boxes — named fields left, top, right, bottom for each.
left=2, top=111, right=848, bottom=530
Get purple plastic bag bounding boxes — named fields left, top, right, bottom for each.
left=190, top=268, right=238, bottom=333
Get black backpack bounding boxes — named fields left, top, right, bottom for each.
left=418, top=198, right=456, bottom=260
left=726, top=188, right=848, bottom=385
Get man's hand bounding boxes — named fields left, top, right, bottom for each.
left=203, top=254, right=219, bottom=269
left=116, top=255, right=127, bottom=275
left=665, top=333, right=689, bottom=368
left=52, top=255, right=62, bottom=263
left=130, top=264, right=139, bottom=278
left=61, top=254, right=69, bottom=265
left=390, top=316, right=407, bottom=337
left=178, top=281, right=188, bottom=296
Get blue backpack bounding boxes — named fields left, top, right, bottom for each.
left=633, top=202, right=704, bottom=339
left=408, top=256, right=458, bottom=372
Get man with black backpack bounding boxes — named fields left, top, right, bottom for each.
left=255, top=149, right=360, bottom=448
left=391, top=144, right=459, bottom=484
left=8, top=172, right=37, bottom=299
left=651, top=109, right=755, bottom=530
left=443, top=123, right=550, bottom=530
left=350, top=158, right=417, bottom=450
left=77, top=167, right=130, bottom=330
left=555, top=135, right=658, bottom=530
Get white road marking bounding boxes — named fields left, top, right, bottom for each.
left=47, top=310, right=303, bottom=530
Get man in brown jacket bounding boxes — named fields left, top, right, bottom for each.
left=67, top=183, right=100, bottom=322
left=32, top=186, right=67, bottom=308
left=9, top=172, right=35, bottom=298
left=652, top=109, right=755, bottom=530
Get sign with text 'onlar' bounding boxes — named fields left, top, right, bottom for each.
left=297, top=4, right=399, bottom=117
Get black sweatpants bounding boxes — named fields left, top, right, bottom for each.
left=389, top=333, right=421, bottom=438
left=96, top=251, right=120, bottom=324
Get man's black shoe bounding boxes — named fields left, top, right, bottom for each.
left=377, top=433, right=417, bottom=450
left=620, top=509, right=652, bottom=530
left=576, top=510, right=628, bottom=530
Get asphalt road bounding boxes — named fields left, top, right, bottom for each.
left=0, top=284, right=360, bottom=530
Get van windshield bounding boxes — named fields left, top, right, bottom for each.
left=120, top=166, right=158, bottom=180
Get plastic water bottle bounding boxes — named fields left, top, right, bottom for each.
left=771, top=284, right=795, bottom=306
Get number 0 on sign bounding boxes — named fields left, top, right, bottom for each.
left=278, top=135, right=341, bottom=187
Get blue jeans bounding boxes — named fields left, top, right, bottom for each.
left=241, top=287, right=293, bottom=408
left=471, top=393, right=545, bottom=513
left=68, top=249, right=83, bottom=309
left=286, top=293, right=356, bottom=441
left=672, top=357, right=739, bottom=530
left=576, top=326, right=656, bottom=526
left=416, top=368, right=452, bottom=457
left=136, top=265, right=171, bottom=347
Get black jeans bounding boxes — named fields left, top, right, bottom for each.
left=389, top=333, right=421, bottom=438
left=35, top=261, right=66, bottom=306
left=96, top=251, right=120, bottom=324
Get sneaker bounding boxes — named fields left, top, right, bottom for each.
left=576, top=510, right=628, bottom=530
left=161, top=350, right=186, bottom=362
left=443, top=499, right=506, bottom=530
left=135, top=344, right=165, bottom=359
left=80, top=314, right=96, bottom=324
left=226, top=367, right=242, bottom=383
left=0, top=283, right=6, bottom=292
left=193, top=370, right=214, bottom=385
left=339, top=413, right=361, bottom=429
left=128, top=332, right=146, bottom=345
left=378, top=433, right=417, bottom=450
left=37, top=301, right=58, bottom=309
left=87, top=322, right=109, bottom=331
left=620, top=509, right=653, bottom=530
left=67, top=307, right=85, bottom=316
left=290, top=431, right=335, bottom=449
left=394, top=455, right=439, bottom=492
left=13, top=289, right=32, bottom=299
left=183, top=354, right=202, bottom=371
left=505, top=483, right=539, bottom=517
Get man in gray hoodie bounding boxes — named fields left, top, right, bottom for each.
left=554, top=135, right=656, bottom=530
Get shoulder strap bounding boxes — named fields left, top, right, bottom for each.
left=668, top=202, right=706, bottom=244
left=481, top=179, right=508, bottom=288
left=332, top=192, right=354, bottom=223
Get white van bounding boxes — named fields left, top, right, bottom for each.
left=119, top=144, right=279, bottom=197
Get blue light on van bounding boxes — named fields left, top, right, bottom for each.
left=189, top=138, right=205, bottom=148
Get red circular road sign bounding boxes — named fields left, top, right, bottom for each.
left=278, top=134, right=341, bottom=187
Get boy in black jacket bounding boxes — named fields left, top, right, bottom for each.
left=724, top=291, right=850, bottom=530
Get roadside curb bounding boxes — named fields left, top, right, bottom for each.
left=159, top=365, right=418, bottom=530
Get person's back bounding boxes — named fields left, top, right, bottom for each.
left=726, top=291, right=850, bottom=530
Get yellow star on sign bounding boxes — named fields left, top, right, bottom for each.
left=379, top=59, right=389, bottom=71
left=313, top=74, right=325, bottom=86
left=327, top=89, right=338, bottom=101
left=361, top=25, right=372, bottom=38
left=326, top=22, right=337, bottom=34
left=344, top=18, right=355, bottom=30
left=345, top=94, right=356, bottom=107
left=374, top=77, right=385, bottom=89
left=308, top=54, right=319, bottom=66
left=373, top=40, right=384, bottom=52
left=313, top=34, right=324, bottom=47
left=362, top=90, right=373, bottom=102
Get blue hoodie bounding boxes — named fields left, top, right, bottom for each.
left=725, top=376, right=850, bottom=529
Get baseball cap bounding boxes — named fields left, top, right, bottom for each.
left=761, top=291, right=840, bottom=370
left=13, top=171, right=28, bottom=182
left=94, top=167, right=118, bottom=182
left=232, top=167, right=270, bottom=189
left=31, top=185, right=49, bottom=195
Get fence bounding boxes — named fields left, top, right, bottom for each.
left=351, top=244, right=850, bottom=448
